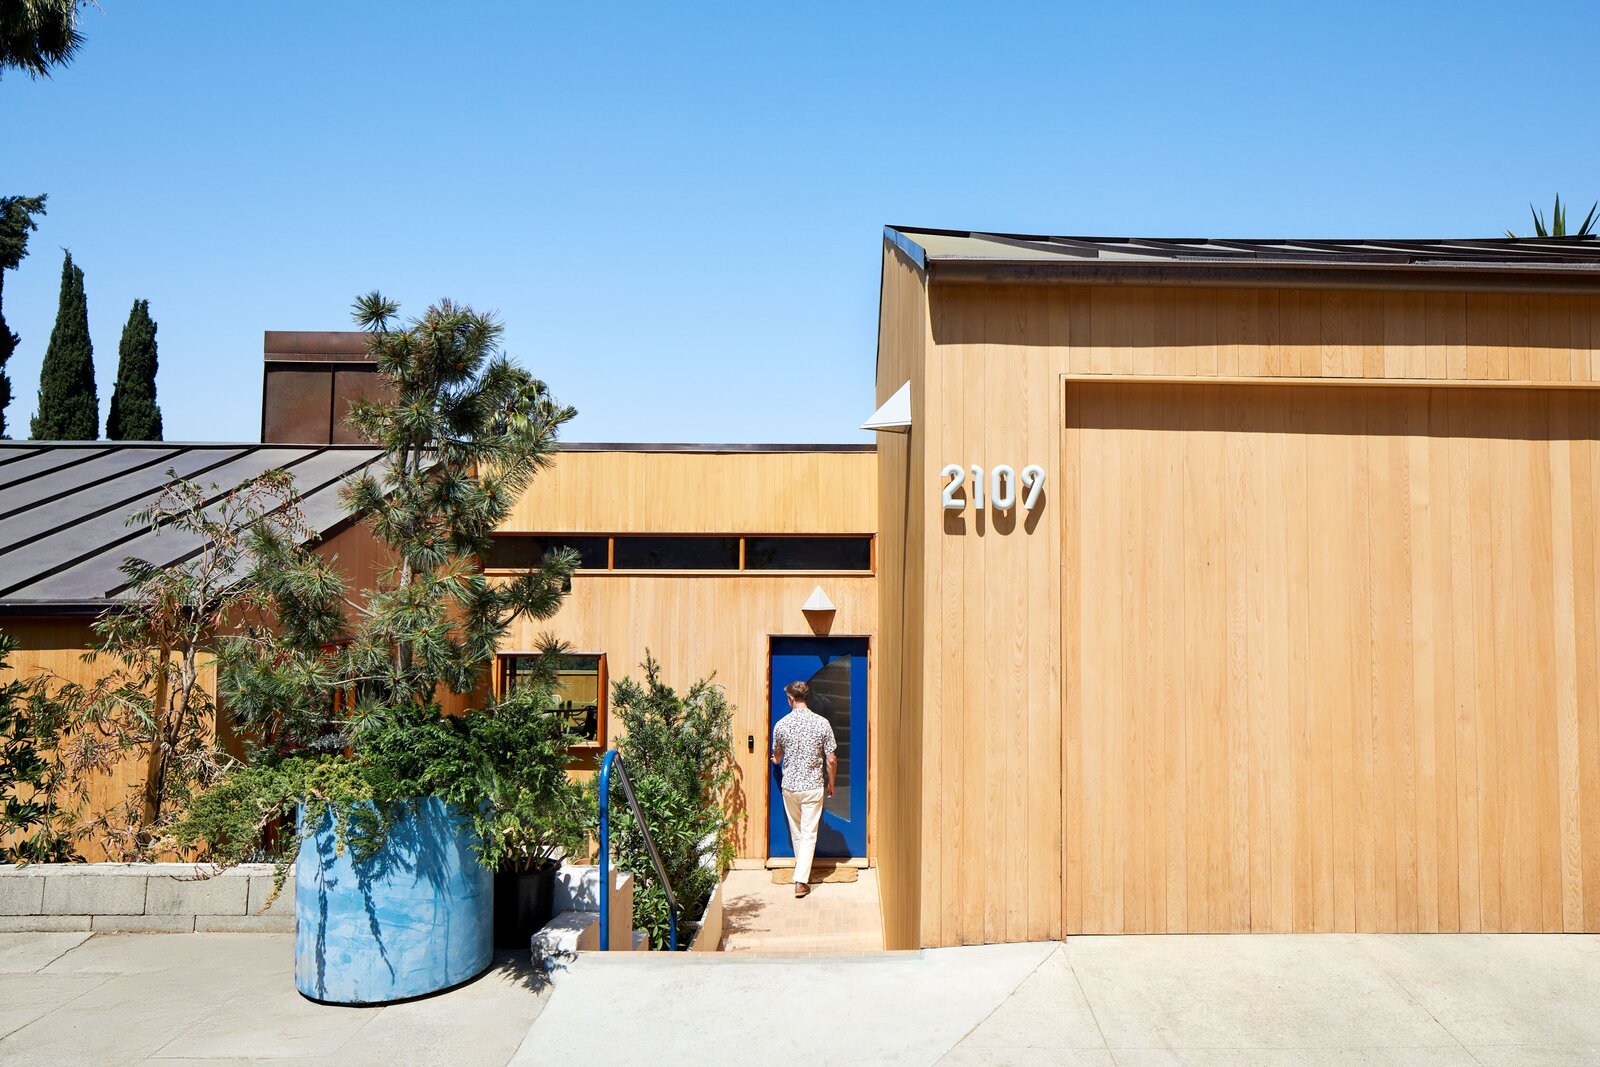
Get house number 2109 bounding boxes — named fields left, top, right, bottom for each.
left=940, top=464, right=1045, bottom=512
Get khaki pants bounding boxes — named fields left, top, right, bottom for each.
left=782, top=787, right=825, bottom=885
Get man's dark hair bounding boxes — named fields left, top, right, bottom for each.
left=785, top=680, right=811, bottom=704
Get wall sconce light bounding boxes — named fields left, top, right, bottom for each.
left=802, top=585, right=835, bottom=635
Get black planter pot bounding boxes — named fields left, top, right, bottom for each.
left=493, top=858, right=560, bottom=949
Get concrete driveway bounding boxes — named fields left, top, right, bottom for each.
left=3, top=931, right=1599, bottom=1064
left=527, top=934, right=1600, bottom=1065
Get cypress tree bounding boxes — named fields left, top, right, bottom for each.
left=0, top=194, right=48, bottom=439
left=30, top=250, right=97, bottom=440
left=107, top=299, right=161, bottom=440
left=0, top=271, right=11, bottom=438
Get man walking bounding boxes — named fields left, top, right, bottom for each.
left=770, top=679, right=836, bottom=898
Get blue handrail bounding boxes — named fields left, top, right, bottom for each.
left=598, top=749, right=679, bottom=951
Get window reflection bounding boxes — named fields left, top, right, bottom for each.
left=746, top=537, right=871, bottom=571
left=612, top=536, right=740, bottom=570
left=501, top=653, right=604, bottom=746
left=807, top=656, right=853, bottom=820
left=483, top=536, right=609, bottom=570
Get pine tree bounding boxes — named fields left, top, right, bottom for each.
left=0, top=194, right=47, bottom=439
left=30, top=250, right=97, bottom=440
left=107, top=299, right=161, bottom=440
left=222, top=294, right=580, bottom=741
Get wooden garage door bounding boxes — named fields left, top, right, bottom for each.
left=1062, top=381, right=1600, bottom=934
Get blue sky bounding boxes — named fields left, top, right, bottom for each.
left=5, top=2, right=1598, bottom=443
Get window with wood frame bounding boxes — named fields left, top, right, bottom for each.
left=322, top=641, right=355, bottom=741
left=498, top=652, right=607, bottom=749
left=481, top=535, right=610, bottom=571
left=483, top=534, right=873, bottom=573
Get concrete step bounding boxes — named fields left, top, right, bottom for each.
left=531, top=912, right=655, bottom=979
left=531, top=909, right=598, bottom=978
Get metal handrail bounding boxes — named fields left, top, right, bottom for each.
left=598, top=749, right=679, bottom=951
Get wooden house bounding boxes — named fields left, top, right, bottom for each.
left=11, top=229, right=1600, bottom=952
left=872, top=227, right=1600, bottom=947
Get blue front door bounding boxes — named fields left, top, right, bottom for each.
left=768, top=636, right=869, bottom=859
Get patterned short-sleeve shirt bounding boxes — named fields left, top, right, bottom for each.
left=772, top=707, right=837, bottom=794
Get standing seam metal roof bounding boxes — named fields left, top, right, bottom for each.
left=0, top=442, right=384, bottom=612
left=888, top=226, right=1600, bottom=273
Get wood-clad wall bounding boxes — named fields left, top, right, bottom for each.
left=500, top=573, right=876, bottom=861
left=874, top=245, right=930, bottom=948
left=894, top=269, right=1600, bottom=945
left=1065, top=382, right=1600, bottom=933
left=497, top=447, right=880, bottom=864
left=910, top=278, right=1067, bottom=948
left=1016, top=285, right=1600, bottom=383
left=0, top=618, right=151, bottom=861
left=502, top=450, right=876, bottom=533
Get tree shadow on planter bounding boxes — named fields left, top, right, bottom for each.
left=298, top=798, right=493, bottom=1005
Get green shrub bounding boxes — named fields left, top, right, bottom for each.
left=178, top=295, right=585, bottom=882
left=600, top=654, right=736, bottom=949
left=180, top=683, right=589, bottom=897
left=0, top=633, right=74, bottom=862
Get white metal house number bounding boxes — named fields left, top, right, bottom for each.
left=940, top=463, right=1045, bottom=512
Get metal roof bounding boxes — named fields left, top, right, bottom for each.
left=0, top=442, right=384, bottom=613
left=886, top=227, right=1600, bottom=290
left=556, top=442, right=874, bottom=453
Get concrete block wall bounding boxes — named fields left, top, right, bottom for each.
left=555, top=864, right=634, bottom=951
left=2, top=862, right=642, bottom=947
left=0, top=864, right=294, bottom=933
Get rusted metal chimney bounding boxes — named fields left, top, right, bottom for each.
left=260, top=332, right=392, bottom=444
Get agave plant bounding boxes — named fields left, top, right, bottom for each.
left=1507, top=194, right=1599, bottom=238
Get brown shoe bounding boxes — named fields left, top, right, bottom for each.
left=794, top=882, right=810, bottom=898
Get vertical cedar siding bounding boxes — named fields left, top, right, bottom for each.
left=873, top=242, right=930, bottom=949
left=493, top=449, right=879, bottom=865
left=899, top=276, right=1600, bottom=945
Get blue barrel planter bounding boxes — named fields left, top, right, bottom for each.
left=294, top=797, right=493, bottom=1005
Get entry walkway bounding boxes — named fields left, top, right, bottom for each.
left=5, top=931, right=1600, bottom=1064
left=717, top=866, right=884, bottom=954
left=525, top=934, right=1600, bottom=1064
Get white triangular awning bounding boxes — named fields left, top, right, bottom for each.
left=802, top=585, right=835, bottom=612
left=861, top=380, right=911, bottom=432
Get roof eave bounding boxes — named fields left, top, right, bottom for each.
left=883, top=227, right=928, bottom=272
left=925, top=258, right=1600, bottom=294
left=0, top=600, right=116, bottom=618
left=556, top=442, right=875, bottom=453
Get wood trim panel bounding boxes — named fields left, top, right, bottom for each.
left=501, top=451, right=878, bottom=534
left=1061, top=381, right=1600, bottom=933
left=1061, top=374, right=1600, bottom=391
left=927, top=284, right=1600, bottom=387
left=874, top=243, right=931, bottom=949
